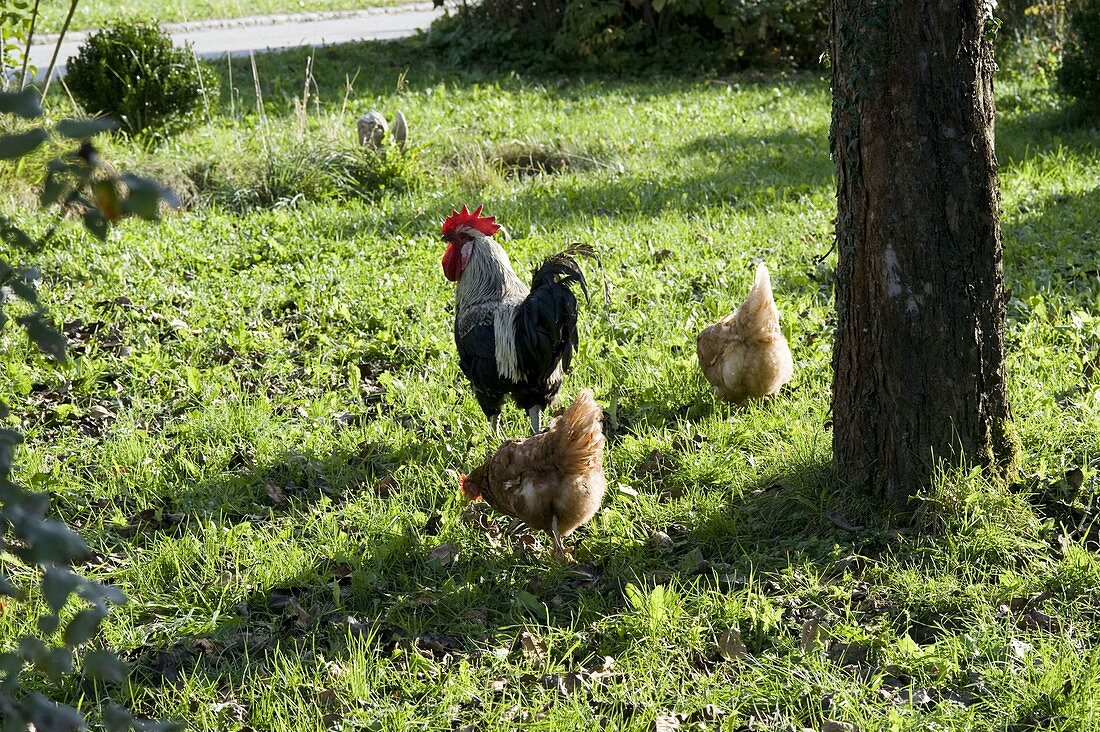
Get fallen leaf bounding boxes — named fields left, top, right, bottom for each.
left=827, top=641, right=870, bottom=667
left=519, top=632, right=547, bottom=661
left=822, top=721, right=859, bottom=732
left=654, top=712, right=685, bottom=732
left=617, top=483, right=639, bottom=497
left=717, top=628, right=748, bottom=660
left=566, top=563, right=600, bottom=590
left=637, top=448, right=675, bottom=478
left=375, top=475, right=397, bottom=498
left=540, top=672, right=586, bottom=697
left=88, top=405, right=116, bottom=421
left=1065, top=468, right=1084, bottom=490
left=264, top=482, right=287, bottom=505
left=825, top=512, right=864, bottom=532
left=689, top=705, right=724, bottom=723
left=423, top=513, right=443, bottom=536
left=1009, top=638, right=1033, bottom=659
left=590, top=655, right=616, bottom=679
left=1017, top=608, right=1062, bottom=633
left=678, top=547, right=706, bottom=573
left=801, top=618, right=824, bottom=653
left=228, top=445, right=251, bottom=470
left=514, top=590, right=544, bottom=614
left=647, top=531, right=673, bottom=550
left=428, top=544, right=460, bottom=565
left=285, top=596, right=312, bottom=629
left=909, top=688, right=935, bottom=707
left=832, top=554, right=866, bottom=573
left=417, top=633, right=463, bottom=657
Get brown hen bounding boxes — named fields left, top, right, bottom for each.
left=461, top=389, right=606, bottom=557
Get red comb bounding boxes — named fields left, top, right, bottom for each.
left=441, top=204, right=501, bottom=238
left=458, top=472, right=482, bottom=501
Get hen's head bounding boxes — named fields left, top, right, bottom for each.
left=459, top=466, right=486, bottom=501
left=440, top=204, right=501, bottom=282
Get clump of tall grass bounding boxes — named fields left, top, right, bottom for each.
left=192, top=53, right=423, bottom=210
left=199, top=139, right=419, bottom=210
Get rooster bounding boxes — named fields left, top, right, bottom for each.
left=460, top=389, right=606, bottom=558
left=441, top=204, right=589, bottom=434
left=696, top=263, right=794, bottom=403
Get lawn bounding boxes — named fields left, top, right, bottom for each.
left=34, top=0, right=422, bottom=33
left=2, top=38, right=1100, bottom=730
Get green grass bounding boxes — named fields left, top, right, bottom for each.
left=35, top=0, right=421, bottom=34
left=2, top=39, right=1100, bottom=731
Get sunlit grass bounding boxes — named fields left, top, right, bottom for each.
left=1, top=37, right=1098, bottom=730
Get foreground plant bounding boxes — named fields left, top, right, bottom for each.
left=0, top=88, right=175, bottom=731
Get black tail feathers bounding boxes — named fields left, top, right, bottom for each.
left=531, top=250, right=590, bottom=302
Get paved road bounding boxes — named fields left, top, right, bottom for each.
left=29, top=2, right=444, bottom=80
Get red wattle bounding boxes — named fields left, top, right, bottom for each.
left=442, top=243, right=462, bottom=281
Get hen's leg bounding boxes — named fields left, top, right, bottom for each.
left=550, top=516, right=569, bottom=559
left=528, top=405, right=542, bottom=435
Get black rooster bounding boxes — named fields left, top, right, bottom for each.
left=440, top=205, right=589, bottom=434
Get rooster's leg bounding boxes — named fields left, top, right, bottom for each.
left=490, top=414, right=502, bottom=439
left=528, top=405, right=542, bottom=435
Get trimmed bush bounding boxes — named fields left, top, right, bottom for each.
left=1059, top=0, right=1100, bottom=111
left=66, top=19, right=216, bottom=137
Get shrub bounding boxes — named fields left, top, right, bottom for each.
left=1059, top=0, right=1100, bottom=110
left=65, top=19, right=216, bottom=137
left=0, top=87, right=175, bottom=731
left=427, top=0, right=828, bottom=72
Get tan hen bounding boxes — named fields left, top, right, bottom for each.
left=696, top=263, right=794, bottom=403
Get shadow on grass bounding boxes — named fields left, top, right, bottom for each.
left=120, top=444, right=899, bottom=700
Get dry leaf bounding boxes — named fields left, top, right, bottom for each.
left=618, top=483, right=639, bottom=497
left=825, top=512, right=864, bottom=532
left=1065, top=468, right=1084, bottom=490
left=589, top=655, right=616, bottom=679
left=1017, top=608, right=1061, bottom=633
left=285, top=596, right=312, bottom=629
left=717, top=628, right=748, bottom=660
left=822, top=721, right=859, bottom=732
left=801, top=618, right=824, bottom=653
left=375, top=475, right=398, bottom=498
left=519, top=631, right=547, bottom=661
left=690, top=705, right=724, bottom=723
left=428, top=543, right=460, bottom=565
left=910, top=688, right=935, bottom=707
left=827, top=641, right=869, bottom=667
left=1009, top=638, right=1033, bottom=659
left=648, top=530, right=673, bottom=549
left=264, top=482, right=287, bottom=505
left=654, top=712, right=685, bottom=732
left=88, top=405, right=116, bottom=421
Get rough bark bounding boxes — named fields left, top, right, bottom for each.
left=829, top=0, right=1015, bottom=504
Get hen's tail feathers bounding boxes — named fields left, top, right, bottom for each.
left=740, top=263, right=781, bottom=333
left=549, top=389, right=605, bottom=477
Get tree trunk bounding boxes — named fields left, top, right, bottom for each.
left=829, top=0, right=1015, bottom=504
